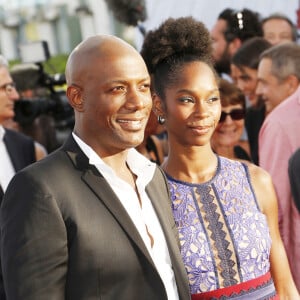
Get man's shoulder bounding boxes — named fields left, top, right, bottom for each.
left=274, top=86, right=300, bottom=114
left=148, top=165, right=169, bottom=189
left=19, top=147, right=67, bottom=174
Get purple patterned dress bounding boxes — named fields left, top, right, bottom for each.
left=167, top=156, right=274, bottom=295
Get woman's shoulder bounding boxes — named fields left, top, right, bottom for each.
left=245, top=162, right=275, bottom=212
left=247, top=163, right=272, bottom=185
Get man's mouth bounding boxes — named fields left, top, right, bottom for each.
left=117, top=118, right=144, bottom=131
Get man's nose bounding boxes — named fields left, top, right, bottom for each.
left=10, top=89, right=20, bottom=101
left=125, top=88, right=149, bottom=110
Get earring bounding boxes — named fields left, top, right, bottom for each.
left=157, top=115, right=166, bottom=125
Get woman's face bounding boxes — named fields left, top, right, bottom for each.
left=212, top=103, right=245, bottom=148
left=155, top=61, right=221, bottom=148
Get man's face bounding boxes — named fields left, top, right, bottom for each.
left=0, top=67, right=19, bottom=124
left=263, top=19, right=294, bottom=45
left=256, top=58, right=291, bottom=113
left=69, top=47, right=152, bottom=155
left=211, top=19, right=231, bottom=74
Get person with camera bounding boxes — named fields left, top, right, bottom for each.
left=0, top=55, right=46, bottom=203
left=0, top=35, right=190, bottom=300
left=0, top=54, right=42, bottom=299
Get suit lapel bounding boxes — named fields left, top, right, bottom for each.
left=146, top=169, right=190, bottom=298
left=82, top=169, right=154, bottom=262
left=3, top=130, right=20, bottom=171
left=64, top=135, right=155, bottom=267
left=146, top=171, right=179, bottom=246
left=0, top=184, right=4, bottom=204
left=146, top=170, right=182, bottom=261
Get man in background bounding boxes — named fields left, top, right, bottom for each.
left=210, top=8, right=263, bottom=80
left=0, top=55, right=38, bottom=204
left=262, top=13, right=298, bottom=45
left=0, top=54, right=39, bottom=300
left=257, top=42, right=300, bottom=292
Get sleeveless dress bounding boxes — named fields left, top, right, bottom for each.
left=166, top=156, right=278, bottom=299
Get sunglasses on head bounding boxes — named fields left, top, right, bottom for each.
left=219, top=108, right=245, bottom=123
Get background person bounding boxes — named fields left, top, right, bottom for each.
left=231, top=37, right=272, bottom=164
left=0, top=54, right=38, bottom=300
left=135, top=109, right=165, bottom=164
left=141, top=16, right=299, bottom=299
left=258, top=42, right=300, bottom=292
left=262, top=13, right=298, bottom=45
left=0, top=55, right=43, bottom=203
left=211, top=78, right=251, bottom=161
left=0, top=35, right=190, bottom=300
left=210, top=8, right=263, bottom=80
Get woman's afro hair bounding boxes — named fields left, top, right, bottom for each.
left=141, top=16, right=213, bottom=74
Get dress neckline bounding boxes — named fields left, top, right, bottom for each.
left=165, top=155, right=221, bottom=186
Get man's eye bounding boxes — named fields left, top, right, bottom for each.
left=179, top=97, right=194, bottom=103
left=111, top=86, right=125, bottom=92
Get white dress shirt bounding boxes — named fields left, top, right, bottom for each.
left=73, top=133, right=179, bottom=300
left=0, top=126, right=15, bottom=192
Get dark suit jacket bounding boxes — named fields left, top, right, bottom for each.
left=289, top=147, right=300, bottom=213
left=0, top=128, right=35, bottom=202
left=0, top=135, right=190, bottom=300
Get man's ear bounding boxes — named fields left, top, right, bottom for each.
left=152, top=93, right=165, bottom=116
left=228, top=37, right=242, bottom=57
left=66, top=86, right=84, bottom=111
left=285, top=74, right=300, bottom=96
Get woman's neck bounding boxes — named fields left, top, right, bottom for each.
left=212, top=144, right=236, bottom=159
left=162, top=144, right=218, bottom=184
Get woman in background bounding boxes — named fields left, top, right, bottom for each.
left=211, top=78, right=251, bottom=161
left=135, top=110, right=165, bottom=164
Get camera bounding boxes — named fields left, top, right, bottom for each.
left=12, top=41, right=74, bottom=131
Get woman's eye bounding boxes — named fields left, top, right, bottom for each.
left=207, top=96, right=219, bottom=103
left=139, top=83, right=151, bottom=91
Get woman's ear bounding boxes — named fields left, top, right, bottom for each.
left=66, top=85, right=84, bottom=112
left=152, top=93, right=165, bottom=116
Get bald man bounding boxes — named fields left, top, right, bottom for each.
left=0, top=35, right=190, bottom=300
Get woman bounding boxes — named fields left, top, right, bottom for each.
left=141, top=17, right=299, bottom=299
left=211, top=78, right=251, bottom=161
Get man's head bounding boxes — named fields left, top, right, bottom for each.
left=211, top=8, right=263, bottom=75
left=0, top=55, right=19, bottom=124
left=262, top=13, right=298, bottom=45
left=65, top=35, right=152, bottom=155
left=256, top=42, right=300, bottom=113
